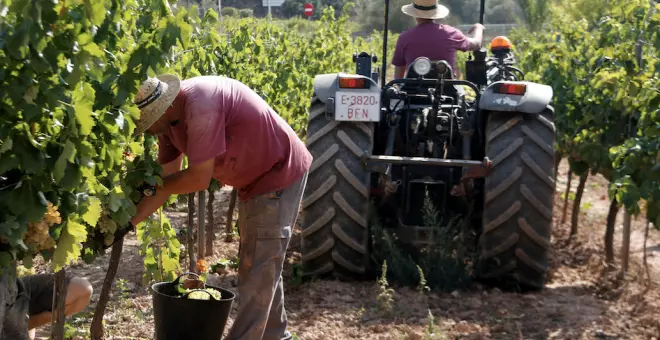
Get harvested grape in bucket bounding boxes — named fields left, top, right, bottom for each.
left=176, top=271, right=223, bottom=301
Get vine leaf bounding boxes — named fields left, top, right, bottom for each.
left=72, top=83, right=96, bottom=136
left=0, top=137, right=13, bottom=155
left=82, top=196, right=102, bottom=227
left=8, top=180, right=46, bottom=222
left=83, top=0, right=106, bottom=26
left=54, top=140, right=77, bottom=183
left=53, top=216, right=88, bottom=271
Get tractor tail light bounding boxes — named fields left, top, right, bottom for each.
left=339, top=77, right=366, bottom=89
left=495, top=83, right=527, bottom=95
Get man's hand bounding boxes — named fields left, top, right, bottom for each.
left=130, top=158, right=215, bottom=226
left=467, top=23, right=485, bottom=51
left=468, top=23, right=485, bottom=35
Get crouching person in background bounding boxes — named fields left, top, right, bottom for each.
left=24, top=273, right=93, bottom=338
left=0, top=271, right=93, bottom=340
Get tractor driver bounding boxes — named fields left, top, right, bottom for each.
left=392, top=0, right=485, bottom=79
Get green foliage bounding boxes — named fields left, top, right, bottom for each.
left=221, top=6, right=239, bottom=17
left=513, top=0, right=551, bottom=31
left=0, top=0, right=182, bottom=273
left=238, top=8, right=254, bottom=18
left=369, top=195, right=476, bottom=292
left=0, top=0, right=403, bottom=283
left=376, top=260, right=395, bottom=316
left=511, top=0, right=660, bottom=227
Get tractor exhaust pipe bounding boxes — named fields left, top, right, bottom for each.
left=479, top=0, right=485, bottom=24
left=381, top=0, right=390, bottom=87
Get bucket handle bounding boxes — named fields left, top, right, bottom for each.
left=172, top=272, right=202, bottom=286
left=172, top=272, right=207, bottom=292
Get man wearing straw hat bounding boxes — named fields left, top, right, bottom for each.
left=392, top=0, right=485, bottom=79
left=126, top=74, right=312, bottom=340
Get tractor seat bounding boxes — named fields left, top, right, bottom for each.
left=401, top=60, right=463, bottom=100
left=404, top=60, right=454, bottom=80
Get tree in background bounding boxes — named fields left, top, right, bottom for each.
left=175, top=0, right=523, bottom=28
left=513, top=0, right=550, bottom=31
left=282, top=0, right=307, bottom=18
left=358, top=0, right=522, bottom=34
left=222, top=7, right=239, bottom=17
left=548, top=0, right=610, bottom=29
left=359, top=0, right=418, bottom=34
left=486, top=0, right=522, bottom=24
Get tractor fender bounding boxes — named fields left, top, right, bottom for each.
left=478, top=81, right=554, bottom=114
left=313, top=73, right=380, bottom=105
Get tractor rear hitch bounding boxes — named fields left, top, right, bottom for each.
left=362, top=154, right=491, bottom=170
left=451, top=158, right=494, bottom=197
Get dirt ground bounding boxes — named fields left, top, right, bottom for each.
left=32, top=159, right=660, bottom=340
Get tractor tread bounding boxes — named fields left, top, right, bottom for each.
left=521, top=152, right=554, bottom=189
left=492, top=138, right=523, bottom=166
left=480, top=109, right=556, bottom=291
left=518, top=217, right=551, bottom=250
left=485, top=167, right=522, bottom=203
left=335, top=159, right=369, bottom=197
left=300, top=95, right=372, bottom=280
left=520, top=184, right=553, bottom=220
left=310, top=144, right=339, bottom=174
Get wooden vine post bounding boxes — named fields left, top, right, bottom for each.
left=569, top=173, right=589, bottom=239
left=605, top=198, right=620, bottom=266
left=224, top=188, right=238, bottom=242
left=50, top=269, right=67, bottom=340
left=561, top=170, right=572, bottom=224
left=621, top=211, right=632, bottom=274
left=206, top=188, right=215, bottom=257
left=187, top=193, right=196, bottom=271
left=90, top=239, right=124, bottom=340
left=198, top=190, right=206, bottom=259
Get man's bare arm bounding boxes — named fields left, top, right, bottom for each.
left=466, top=23, right=485, bottom=51
left=161, top=154, right=184, bottom=177
left=394, top=66, right=406, bottom=79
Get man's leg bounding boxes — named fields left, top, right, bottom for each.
left=263, top=173, right=307, bottom=340
left=227, top=172, right=308, bottom=340
left=23, top=274, right=93, bottom=330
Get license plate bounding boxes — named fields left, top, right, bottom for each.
left=334, top=91, right=381, bottom=122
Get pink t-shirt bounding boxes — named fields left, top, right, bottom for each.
left=157, top=76, right=313, bottom=201
left=392, top=22, right=470, bottom=74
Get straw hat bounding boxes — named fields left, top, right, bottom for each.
left=132, top=74, right=181, bottom=136
left=402, top=0, right=449, bottom=20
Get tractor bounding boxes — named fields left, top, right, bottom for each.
left=299, top=0, right=556, bottom=290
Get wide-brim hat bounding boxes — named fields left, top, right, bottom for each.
left=132, top=74, right=181, bottom=136
left=402, top=0, right=449, bottom=20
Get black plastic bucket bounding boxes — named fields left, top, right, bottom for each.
left=151, top=272, right=236, bottom=340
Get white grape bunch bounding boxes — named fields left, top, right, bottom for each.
left=23, top=202, right=60, bottom=251
left=187, top=288, right=222, bottom=301
left=97, top=214, right=119, bottom=247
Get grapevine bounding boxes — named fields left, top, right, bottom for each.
left=0, top=0, right=390, bottom=279
left=510, top=0, right=660, bottom=229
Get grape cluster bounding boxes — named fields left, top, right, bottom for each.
left=97, top=214, right=119, bottom=247
left=187, top=288, right=222, bottom=301
left=23, top=202, right=60, bottom=251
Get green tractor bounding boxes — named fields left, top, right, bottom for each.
left=299, top=0, right=556, bottom=290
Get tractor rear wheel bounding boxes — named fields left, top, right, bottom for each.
left=300, top=94, right=374, bottom=280
left=479, top=108, right=556, bottom=290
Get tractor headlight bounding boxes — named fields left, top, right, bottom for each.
left=412, top=57, right=432, bottom=77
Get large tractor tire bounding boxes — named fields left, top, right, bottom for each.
left=300, top=94, right=374, bottom=280
left=479, top=108, right=556, bottom=290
